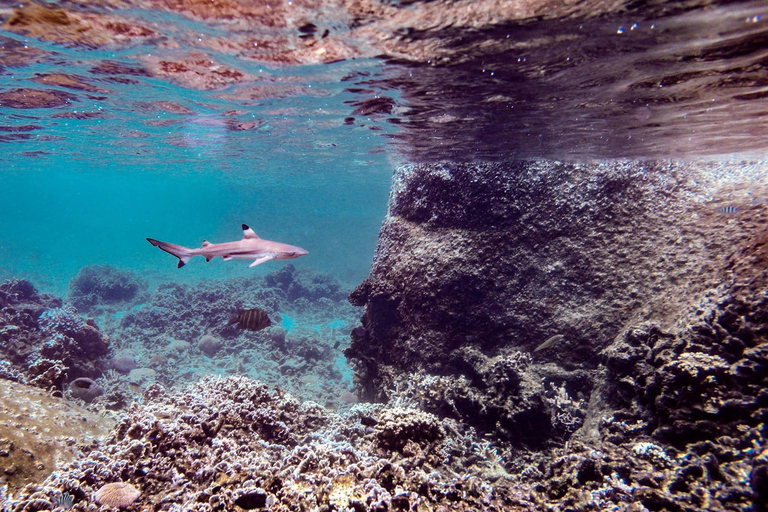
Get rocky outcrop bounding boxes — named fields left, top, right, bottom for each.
left=346, top=159, right=768, bottom=509
left=0, top=379, right=114, bottom=493
left=348, top=160, right=761, bottom=393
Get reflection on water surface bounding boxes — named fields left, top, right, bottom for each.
left=0, top=0, right=766, bottom=162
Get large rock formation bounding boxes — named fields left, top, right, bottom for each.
left=347, top=160, right=767, bottom=432
left=346, top=159, right=768, bottom=509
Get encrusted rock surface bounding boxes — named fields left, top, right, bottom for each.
left=348, top=160, right=763, bottom=394
left=0, top=379, right=114, bottom=493
left=346, top=159, right=768, bottom=509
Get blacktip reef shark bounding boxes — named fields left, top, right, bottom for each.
left=147, top=224, right=308, bottom=268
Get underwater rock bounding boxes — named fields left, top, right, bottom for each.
left=110, top=353, right=137, bottom=374
left=68, top=377, right=104, bottom=403
left=343, top=159, right=768, bottom=510
left=0, top=379, right=113, bottom=493
left=347, top=160, right=767, bottom=439
left=374, top=407, right=444, bottom=450
left=127, top=368, right=156, bottom=386
left=167, top=339, right=190, bottom=354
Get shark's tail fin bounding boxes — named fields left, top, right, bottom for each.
left=147, top=238, right=194, bottom=268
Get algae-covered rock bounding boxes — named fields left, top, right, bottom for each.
left=0, top=379, right=113, bottom=492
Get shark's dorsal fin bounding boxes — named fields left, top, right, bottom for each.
left=201, top=240, right=212, bottom=247
left=242, top=224, right=260, bottom=240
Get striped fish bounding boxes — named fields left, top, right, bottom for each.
left=717, top=205, right=740, bottom=214
left=229, top=308, right=272, bottom=331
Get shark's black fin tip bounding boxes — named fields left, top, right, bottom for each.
left=242, top=223, right=249, bottom=230
left=177, top=260, right=185, bottom=268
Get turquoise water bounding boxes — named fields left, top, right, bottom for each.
left=0, top=57, right=395, bottom=293
left=0, top=152, right=391, bottom=293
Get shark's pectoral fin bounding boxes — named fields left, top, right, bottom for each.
left=249, top=255, right=274, bottom=267
left=205, top=256, right=213, bottom=262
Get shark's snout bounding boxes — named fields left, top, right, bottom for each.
left=290, top=247, right=309, bottom=258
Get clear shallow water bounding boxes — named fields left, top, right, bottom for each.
left=0, top=157, right=392, bottom=293
left=0, top=0, right=767, bottom=292
left=0, top=48, right=396, bottom=292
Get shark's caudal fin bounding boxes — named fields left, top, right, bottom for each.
left=147, top=238, right=193, bottom=268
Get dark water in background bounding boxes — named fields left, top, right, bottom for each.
left=0, top=0, right=767, bottom=293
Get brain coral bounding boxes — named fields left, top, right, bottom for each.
left=94, top=482, right=140, bottom=509
left=197, top=334, right=223, bottom=356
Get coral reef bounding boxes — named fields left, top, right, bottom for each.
left=8, top=376, right=529, bottom=511
left=2, top=264, right=358, bottom=411
left=102, top=265, right=359, bottom=408
left=0, top=280, right=110, bottom=390
left=68, top=265, right=148, bottom=314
